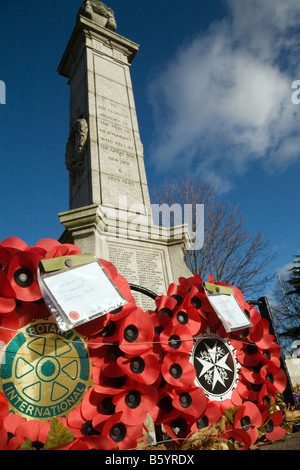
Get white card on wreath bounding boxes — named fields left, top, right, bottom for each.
left=42, top=261, right=126, bottom=328
left=206, top=292, right=252, bottom=332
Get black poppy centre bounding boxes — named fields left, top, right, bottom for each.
left=191, top=335, right=237, bottom=400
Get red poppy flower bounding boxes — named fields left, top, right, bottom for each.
left=92, top=363, right=125, bottom=388
left=117, top=350, right=161, bottom=385
left=0, top=423, right=23, bottom=450
left=220, top=398, right=236, bottom=412
left=194, top=401, right=223, bottom=430
left=262, top=410, right=286, bottom=441
left=45, top=243, right=81, bottom=259
left=0, top=245, right=12, bottom=272
left=166, top=282, right=186, bottom=304
left=155, top=388, right=180, bottom=425
left=14, top=419, right=51, bottom=447
left=150, top=310, right=172, bottom=338
left=0, top=393, right=9, bottom=419
left=113, top=383, right=158, bottom=425
left=155, top=294, right=178, bottom=316
left=172, top=298, right=205, bottom=336
left=248, top=318, right=274, bottom=349
left=160, top=323, right=193, bottom=356
left=99, top=411, right=144, bottom=450
left=119, top=307, right=154, bottom=355
left=259, top=342, right=281, bottom=368
left=1, top=414, right=29, bottom=449
left=236, top=379, right=260, bottom=402
left=230, top=386, right=244, bottom=406
left=7, top=251, right=44, bottom=302
left=65, top=404, right=86, bottom=438
left=185, top=284, right=213, bottom=314
left=161, top=353, right=196, bottom=389
left=240, top=364, right=264, bottom=385
left=92, top=373, right=137, bottom=394
left=52, top=435, right=106, bottom=450
left=87, top=322, right=119, bottom=350
left=163, top=415, right=194, bottom=445
left=35, top=238, right=63, bottom=253
left=257, top=383, right=277, bottom=408
left=179, top=273, right=203, bottom=292
left=100, top=259, right=136, bottom=309
left=172, top=387, right=207, bottom=419
left=260, top=363, right=287, bottom=393
left=0, top=237, right=28, bottom=253
left=230, top=428, right=253, bottom=450
left=235, top=342, right=260, bottom=368
left=3, top=413, right=26, bottom=435
left=0, top=271, right=16, bottom=314
left=91, top=344, right=125, bottom=379
left=25, top=245, right=48, bottom=257
left=67, top=402, right=105, bottom=439
left=105, top=301, right=137, bottom=323
left=14, top=299, right=49, bottom=328
left=246, top=307, right=262, bottom=328
left=234, top=401, right=262, bottom=446
left=0, top=311, right=20, bottom=343
left=82, top=393, right=116, bottom=436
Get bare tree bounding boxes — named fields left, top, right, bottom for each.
left=151, top=178, right=276, bottom=298
left=271, top=275, right=300, bottom=354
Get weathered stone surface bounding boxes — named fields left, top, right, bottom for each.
left=285, top=358, right=300, bottom=388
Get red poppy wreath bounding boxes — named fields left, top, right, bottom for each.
left=0, top=237, right=288, bottom=450
left=0, top=236, right=160, bottom=450
left=150, top=274, right=287, bottom=449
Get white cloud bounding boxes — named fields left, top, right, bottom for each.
left=276, top=261, right=294, bottom=279
left=147, top=0, right=300, bottom=193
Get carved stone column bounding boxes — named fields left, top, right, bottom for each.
left=58, top=1, right=192, bottom=309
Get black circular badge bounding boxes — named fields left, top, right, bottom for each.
left=190, top=332, right=239, bottom=401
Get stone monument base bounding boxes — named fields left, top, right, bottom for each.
left=59, top=203, right=192, bottom=310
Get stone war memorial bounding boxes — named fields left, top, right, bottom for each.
left=57, top=0, right=193, bottom=311
left=0, top=0, right=298, bottom=452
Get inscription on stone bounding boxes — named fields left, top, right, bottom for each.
left=108, top=244, right=168, bottom=310
left=97, top=96, right=132, bottom=128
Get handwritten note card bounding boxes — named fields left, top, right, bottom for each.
left=206, top=293, right=252, bottom=332
left=43, top=261, right=126, bottom=329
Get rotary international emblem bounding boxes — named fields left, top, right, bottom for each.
left=0, top=318, right=92, bottom=421
left=190, top=331, right=240, bottom=401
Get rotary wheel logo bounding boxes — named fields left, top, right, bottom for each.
left=0, top=319, right=92, bottom=421
left=190, top=331, right=240, bottom=401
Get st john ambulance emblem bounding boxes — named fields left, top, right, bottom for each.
left=190, top=331, right=240, bottom=401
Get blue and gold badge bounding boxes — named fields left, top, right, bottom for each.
left=0, top=318, right=93, bottom=421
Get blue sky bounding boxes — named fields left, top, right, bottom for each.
left=0, top=0, right=300, bottom=297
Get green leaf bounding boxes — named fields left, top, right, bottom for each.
left=43, top=418, right=74, bottom=450
left=257, top=425, right=266, bottom=439
left=268, top=397, right=277, bottom=415
left=223, top=406, right=240, bottom=424
left=20, top=438, right=37, bottom=450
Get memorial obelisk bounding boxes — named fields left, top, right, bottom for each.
left=58, top=1, right=192, bottom=308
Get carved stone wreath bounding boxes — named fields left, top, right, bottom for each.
left=79, top=1, right=117, bottom=31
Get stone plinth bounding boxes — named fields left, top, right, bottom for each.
left=59, top=203, right=192, bottom=309
left=285, top=358, right=300, bottom=388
